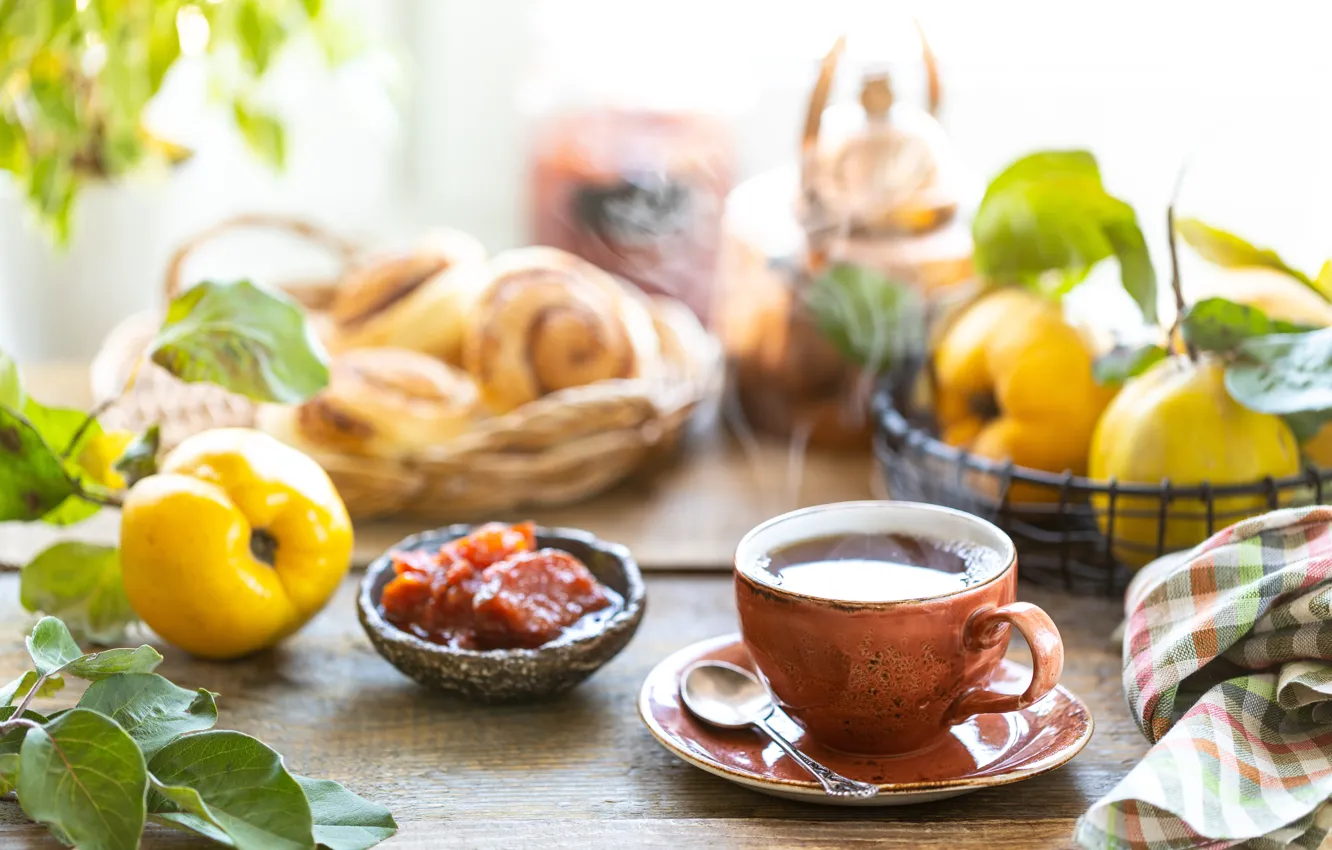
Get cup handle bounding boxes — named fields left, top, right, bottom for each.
left=946, top=602, right=1064, bottom=723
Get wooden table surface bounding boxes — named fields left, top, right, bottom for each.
left=0, top=573, right=1141, bottom=849
left=6, top=363, right=877, bottom=570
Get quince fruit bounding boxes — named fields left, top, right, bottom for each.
left=1089, top=356, right=1300, bottom=569
left=120, top=427, right=353, bottom=659
left=934, top=287, right=1116, bottom=502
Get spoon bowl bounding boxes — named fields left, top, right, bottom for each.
left=678, top=660, right=880, bottom=799
left=681, top=661, right=775, bottom=729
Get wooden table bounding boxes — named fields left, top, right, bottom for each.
left=0, top=573, right=1142, bottom=849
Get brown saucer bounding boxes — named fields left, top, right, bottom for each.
left=638, top=634, right=1093, bottom=806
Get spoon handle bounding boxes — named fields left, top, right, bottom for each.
left=752, top=714, right=880, bottom=799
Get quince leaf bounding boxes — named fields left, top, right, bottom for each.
left=111, top=424, right=160, bottom=488
left=148, top=279, right=330, bottom=404
left=1093, top=343, right=1168, bottom=387
left=0, top=406, right=77, bottom=522
left=0, top=671, right=65, bottom=707
left=297, top=775, right=398, bottom=850
left=17, top=708, right=148, bottom=850
left=973, top=150, right=1157, bottom=323
left=63, top=646, right=163, bottom=681
left=21, top=542, right=138, bottom=646
left=0, top=348, right=23, bottom=410
left=78, top=673, right=216, bottom=758
left=0, top=752, right=18, bottom=796
left=804, top=263, right=926, bottom=373
left=0, top=706, right=51, bottom=757
left=1181, top=297, right=1318, bottom=354
left=148, top=730, right=315, bottom=850
left=25, top=616, right=84, bottom=676
left=1224, top=327, right=1332, bottom=421
left=1175, top=217, right=1314, bottom=287
left=21, top=397, right=103, bottom=525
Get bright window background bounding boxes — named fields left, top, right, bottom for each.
left=2, top=0, right=1328, bottom=358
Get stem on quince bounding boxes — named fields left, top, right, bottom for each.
left=1165, top=161, right=1197, bottom=363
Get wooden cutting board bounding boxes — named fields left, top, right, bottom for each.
left=3, top=363, right=878, bottom=569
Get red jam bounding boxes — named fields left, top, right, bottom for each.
left=379, top=522, right=616, bottom=650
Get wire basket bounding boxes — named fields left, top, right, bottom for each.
left=872, top=385, right=1332, bottom=595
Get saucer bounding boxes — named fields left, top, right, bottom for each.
left=638, top=634, right=1093, bottom=806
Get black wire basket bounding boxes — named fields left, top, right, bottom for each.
left=872, top=385, right=1332, bottom=595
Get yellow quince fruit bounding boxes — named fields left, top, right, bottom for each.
left=1089, top=355, right=1300, bottom=569
left=120, top=428, right=353, bottom=659
left=933, top=287, right=1117, bottom=502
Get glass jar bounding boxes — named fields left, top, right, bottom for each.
left=522, top=2, right=742, bottom=325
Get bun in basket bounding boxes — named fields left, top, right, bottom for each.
left=327, top=227, right=488, bottom=361
left=461, top=247, right=663, bottom=413
left=257, top=347, right=480, bottom=459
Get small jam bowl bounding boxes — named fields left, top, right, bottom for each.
left=357, top=524, right=646, bottom=702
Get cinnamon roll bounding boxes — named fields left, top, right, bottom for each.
left=327, top=227, right=488, bottom=362
left=646, top=294, right=710, bottom=382
left=461, top=247, right=662, bottom=413
left=257, top=348, right=480, bottom=458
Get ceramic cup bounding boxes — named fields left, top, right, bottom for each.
left=734, top=501, right=1064, bottom=756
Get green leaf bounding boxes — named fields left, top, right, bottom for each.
left=235, top=0, right=287, bottom=75
left=21, top=543, right=138, bottom=644
left=973, top=150, right=1157, bottom=322
left=25, top=616, right=83, bottom=676
left=0, top=347, right=23, bottom=409
left=0, top=752, right=19, bottom=796
left=297, top=775, right=397, bottom=850
left=148, top=279, right=330, bottom=403
left=18, top=708, right=148, bottom=850
left=0, top=706, right=50, bottom=756
left=78, top=673, right=217, bottom=758
left=233, top=100, right=286, bottom=167
left=1181, top=297, right=1318, bottom=353
left=1284, top=411, right=1326, bottom=444
left=112, top=423, right=160, bottom=488
left=1224, top=327, right=1332, bottom=421
left=1176, top=217, right=1314, bottom=286
left=0, top=670, right=64, bottom=707
left=64, top=646, right=162, bottom=681
left=21, top=397, right=103, bottom=525
left=147, top=3, right=182, bottom=92
left=803, top=263, right=925, bottom=372
left=0, top=406, right=78, bottom=521
left=301, top=0, right=323, bottom=17
left=148, top=730, right=315, bottom=850
left=1093, top=343, right=1168, bottom=386
left=25, top=152, right=77, bottom=246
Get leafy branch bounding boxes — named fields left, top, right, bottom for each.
left=0, top=617, right=396, bottom=849
left=3, top=279, right=330, bottom=644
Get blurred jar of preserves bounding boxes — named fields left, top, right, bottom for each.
left=522, top=2, right=744, bottom=325
left=717, top=34, right=975, bottom=448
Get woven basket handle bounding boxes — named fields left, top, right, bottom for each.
left=163, top=213, right=361, bottom=303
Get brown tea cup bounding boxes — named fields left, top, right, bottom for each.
left=734, top=501, right=1063, bottom=756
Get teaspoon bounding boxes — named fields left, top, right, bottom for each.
left=680, top=661, right=880, bottom=799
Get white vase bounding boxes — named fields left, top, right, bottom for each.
left=0, top=177, right=175, bottom=362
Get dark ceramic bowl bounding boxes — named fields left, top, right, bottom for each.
left=357, top=524, right=646, bottom=702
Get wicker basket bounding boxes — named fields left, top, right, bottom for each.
left=91, top=215, right=723, bottom=520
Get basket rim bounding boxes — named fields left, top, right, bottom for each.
left=873, top=390, right=1332, bottom=501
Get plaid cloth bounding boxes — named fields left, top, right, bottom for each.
left=1075, top=506, right=1332, bottom=849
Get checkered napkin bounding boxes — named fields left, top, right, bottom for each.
left=1075, top=506, right=1332, bottom=849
